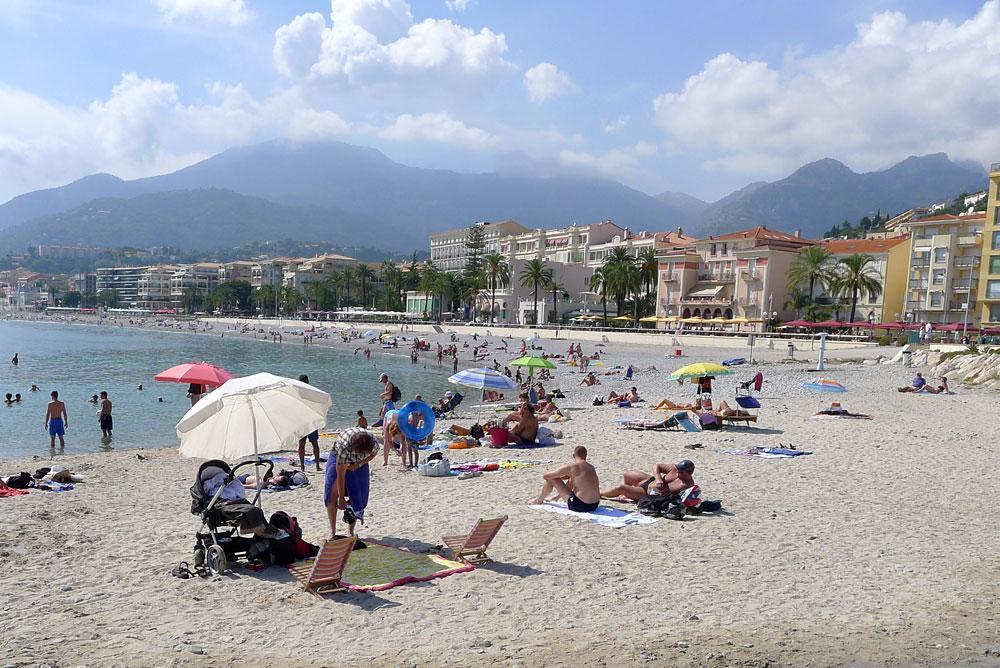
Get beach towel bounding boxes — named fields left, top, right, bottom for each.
left=35, top=481, right=75, bottom=492
left=291, top=540, right=473, bottom=592
left=720, top=448, right=812, bottom=459
left=722, top=357, right=746, bottom=366
left=0, top=485, right=29, bottom=497
left=615, top=417, right=669, bottom=430
left=529, top=501, right=657, bottom=528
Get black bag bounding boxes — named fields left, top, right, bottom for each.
left=5, top=472, right=34, bottom=489
left=637, top=493, right=687, bottom=520
left=391, top=385, right=402, bottom=402
left=246, top=537, right=276, bottom=566
left=470, top=423, right=485, bottom=440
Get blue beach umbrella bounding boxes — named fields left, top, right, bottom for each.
left=449, top=367, right=518, bottom=421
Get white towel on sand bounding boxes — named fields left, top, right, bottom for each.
left=529, top=501, right=657, bottom=528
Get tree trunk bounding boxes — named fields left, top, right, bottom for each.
left=850, top=287, right=858, bottom=324
left=491, top=277, right=497, bottom=325
left=533, top=284, right=538, bottom=325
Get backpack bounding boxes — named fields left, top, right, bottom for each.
left=636, top=493, right=688, bottom=521
left=269, top=511, right=319, bottom=559
left=390, top=385, right=401, bottom=402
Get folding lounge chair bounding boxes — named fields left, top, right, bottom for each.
left=441, top=515, right=508, bottom=564
left=672, top=411, right=701, bottom=432
left=723, top=395, right=760, bottom=429
left=289, top=536, right=356, bottom=597
left=737, top=372, right=764, bottom=396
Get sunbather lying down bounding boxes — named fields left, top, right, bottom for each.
left=653, top=397, right=701, bottom=411
left=813, top=402, right=872, bottom=419
left=600, top=461, right=695, bottom=501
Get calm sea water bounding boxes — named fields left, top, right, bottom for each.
left=0, top=320, right=454, bottom=459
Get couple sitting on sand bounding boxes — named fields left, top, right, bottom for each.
left=527, top=448, right=695, bottom=513
left=897, top=373, right=950, bottom=394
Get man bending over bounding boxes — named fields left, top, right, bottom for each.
left=528, top=446, right=601, bottom=512
left=600, top=460, right=695, bottom=501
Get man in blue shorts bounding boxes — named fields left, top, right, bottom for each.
left=45, top=390, right=69, bottom=449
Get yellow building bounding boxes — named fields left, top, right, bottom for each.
left=977, top=162, right=1000, bottom=326
left=819, top=236, right=910, bottom=323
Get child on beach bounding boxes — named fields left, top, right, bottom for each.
left=356, top=410, right=368, bottom=428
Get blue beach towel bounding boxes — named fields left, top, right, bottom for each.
left=36, top=481, right=74, bottom=492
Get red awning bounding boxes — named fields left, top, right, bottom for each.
left=874, top=322, right=907, bottom=331
left=845, top=321, right=874, bottom=328
left=812, top=319, right=845, bottom=328
left=778, top=319, right=814, bottom=328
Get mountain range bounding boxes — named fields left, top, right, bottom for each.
left=0, top=141, right=986, bottom=254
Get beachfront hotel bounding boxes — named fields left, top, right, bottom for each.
left=818, top=237, right=910, bottom=323
left=975, top=161, right=1000, bottom=326
left=429, top=220, right=530, bottom=272
left=896, top=211, right=985, bottom=325
left=656, top=226, right=814, bottom=323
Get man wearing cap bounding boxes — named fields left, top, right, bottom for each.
left=378, top=373, right=397, bottom=421
left=600, top=460, right=695, bottom=501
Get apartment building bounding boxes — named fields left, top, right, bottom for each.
left=170, top=263, right=221, bottom=302
left=898, top=212, right=984, bottom=324
left=251, top=259, right=294, bottom=288
left=96, top=266, right=148, bottom=305
left=138, top=265, right=182, bottom=309
left=818, top=237, right=910, bottom=323
left=219, top=261, right=255, bottom=283
left=429, top=220, right=530, bottom=273
left=657, top=226, right=814, bottom=321
left=503, top=220, right=624, bottom=266
left=36, top=244, right=101, bottom=259
left=977, top=162, right=1000, bottom=326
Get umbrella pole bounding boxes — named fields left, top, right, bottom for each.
left=478, top=388, right=484, bottom=424
left=249, top=396, right=263, bottom=511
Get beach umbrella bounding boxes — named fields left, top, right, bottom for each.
left=667, top=362, right=733, bottom=382
left=639, top=315, right=660, bottom=323
left=176, top=373, right=331, bottom=462
left=611, top=315, right=633, bottom=321
left=801, top=378, right=847, bottom=393
left=362, top=330, right=376, bottom=338
left=812, top=319, right=845, bottom=328
left=874, top=322, right=906, bottom=331
left=779, top=319, right=814, bottom=328
left=845, top=321, right=874, bottom=328
left=509, top=354, right=557, bottom=381
left=449, top=367, right=518, bottom=421
left=155, top=361, right=234, bottom=388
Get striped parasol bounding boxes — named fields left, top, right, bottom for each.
left=449, top=367, right=518, bottom=421
left=801, top=378, right=847, bottom=393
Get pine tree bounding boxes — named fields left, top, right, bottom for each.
left=464, top=224, right=487, bottom=279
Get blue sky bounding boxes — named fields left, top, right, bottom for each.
left=0, top=0, right=996, bottom=203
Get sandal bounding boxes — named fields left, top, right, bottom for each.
left=171, top=562, right=193, bottom=579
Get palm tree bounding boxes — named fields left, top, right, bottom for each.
left=787, top=246, right=834, bottom=300
left=589, top=267, right=610, bottom=323
left=520, top=259, right=550, bottom=326
left=340, top=268, right=355, bottom=305
left=830, top=253, right=883, bottom=323
left=784, top=287, right=811, bottom=319
left=603, top=248, right=635, bottom=315
left=625, top=262, right=644, bottom=322
left=356, top=264, right=376, bottom=307
left=419, top=263, right=442, bottom=321
left=380, top=261, right=396, bottom=310
left=637, top=247, right=658, bottom=297
left=483, top=252, right=509, bottom=325
left=281, top=285, right=303, bottom=315
left=546, top=276, right=569, bottom=324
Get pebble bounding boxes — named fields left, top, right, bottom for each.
left=469, top=639, right=492, bottom=649
left=984, top=644, right=1000, bottom=656
left=687, top=614, right=700, bottom=621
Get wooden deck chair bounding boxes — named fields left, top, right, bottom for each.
left=289, top=536, right=356, bottom=597
left=723, top=396, right=760, bottom=429
left=442, top=515, right=508, bottom=564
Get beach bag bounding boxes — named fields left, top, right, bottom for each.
left=489, top=427, right=509, bottom=446
left=5, top=472, right=34, bottom=489
left=418, top=456, right=451, bottom=477
left=536, top=427, right=557, bottom=446
left=269, top=511, right=319, bottom=558
left=470, top=423, right=485, bottom=440
left=698, top=413, right=720, bottom=430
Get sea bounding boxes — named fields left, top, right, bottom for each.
left=0, top=319, right=454, bottom=459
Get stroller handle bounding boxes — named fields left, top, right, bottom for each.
left=230, top=458, right=275, bottom=508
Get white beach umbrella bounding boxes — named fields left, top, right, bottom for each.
left=176, top=372, right=331, bottom=462
left=449, top=367, right=518, bottom=421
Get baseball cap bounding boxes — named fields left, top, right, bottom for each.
left=445, top=390, right=453, bottom=398
left=676, top=459, right=695, bottom=472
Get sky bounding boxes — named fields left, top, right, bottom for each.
left=0, top=0, right=997, bottom=204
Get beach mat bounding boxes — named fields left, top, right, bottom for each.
left=720, top=448, right=812, bottom=459
left=310, top=541, right=473, bottom=592
left=529, top=501, right=657, bottom=528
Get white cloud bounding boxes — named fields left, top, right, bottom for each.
left=557, top=140, right=659, bottom=179
left=376, top=112, right=498, bottom=149
left=603, top=114, right=628, bottom=134
left=274, top=0, right=511, bottom=88
left=652, top=0, right=1000, bottom=174
left=153, top=0, right=250, bottom=26
left=523, top=62, right=577, bottom=103
left=288, top=109, right=353, bottom=140
left=445, top=0, right=471, bottom=12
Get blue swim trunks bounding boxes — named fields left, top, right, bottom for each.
left=48, top=418, right=65, bottom=437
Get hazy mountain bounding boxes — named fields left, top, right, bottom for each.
left=0, top=189, right=403, bottom=252
left=654, top=191, right=708, bottom=222
left=0, top=141, right=698, bottom=251
left=700, top=153, right=985, bottom=237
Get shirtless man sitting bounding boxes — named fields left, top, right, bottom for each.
left=528, top=446, right=601, bottom=512
left=579, top=372, right=600, bottom=387
left=607, top=386, right=641, bottom=403
left=600, top=460, right=695, bottom=501
left=508, top=404, right=539, bottom=444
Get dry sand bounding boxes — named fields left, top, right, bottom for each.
left=2, top=329, right=1000, bottom=668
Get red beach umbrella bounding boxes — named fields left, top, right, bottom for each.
left=779, top=319, right=814, bottom=328
left=155, top=362, right=234, bottom=388
left=812, top=319, right=845, bottom=328
left=845, top=321, right=874, bottom=328
left=874, top=322, right=906, bottom=331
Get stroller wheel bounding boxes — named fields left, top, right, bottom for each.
left=193, top=547, right=206, bottom=567
left=207, top=545, right=228, bottom=574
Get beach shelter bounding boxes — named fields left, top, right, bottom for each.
left=801, top=378, right=847, bottom=393
left=176, top=373, right=331, bottom=464
left=155, top=361, right=234, bottom=389
left=667, top=362, right=733, bottom=383
left=845, top=321, right=874, bottom=328
left=779, top=319, right=814, bottom=328
left=449, top=367, right=518, bottom=421
left=812, top=319, right=845, bottom=329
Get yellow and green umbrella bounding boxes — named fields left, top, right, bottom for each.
left=667, top=362, right=733, bottom=382
left=509, top=355, right=557, bottom=372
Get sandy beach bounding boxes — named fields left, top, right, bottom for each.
left=2, top=323, right=1000, bottom=667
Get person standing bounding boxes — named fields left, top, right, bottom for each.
left=297, top=374, right=322, bottom=471
left=324, top=428, right=379, bottom=538
left=98, top=391, right=113, bottom=438
left=11, top=353, right=18, bottom=366
left=45, top=390, right=68, bottom=450
left=186, top=383, right=204, bottom=406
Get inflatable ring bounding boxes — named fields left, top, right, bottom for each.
left=397, top=400, right=435, bottom=441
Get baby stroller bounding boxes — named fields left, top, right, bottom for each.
left=190, top=458, right=273, bottom=574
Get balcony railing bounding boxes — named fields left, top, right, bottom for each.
left=909, top=280, right=929, bottom=288
left=697, top=272, right=735, bottom=282
left=911, top=262, right=930, bottom=269
left=740, top=270, right=761, bottom=280
left=990, top=162, right=1000, bottom=173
